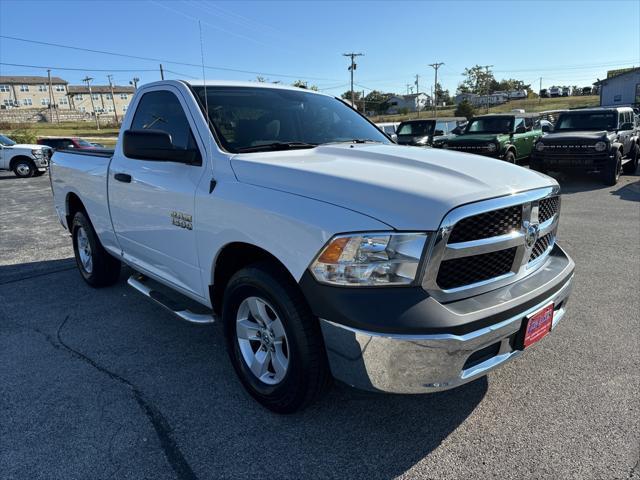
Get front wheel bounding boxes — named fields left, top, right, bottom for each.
left=503, top=151, right=516, bottom=164
left=603, top=151, right=622, bottom=186
left=13, top=159, right=35, bottom=178
left=71, top=211, right=121, bottom=287
left=222, top=262, right=331, bottom=413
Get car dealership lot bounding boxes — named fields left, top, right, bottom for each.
left=1, top=170, right=639, bottom=479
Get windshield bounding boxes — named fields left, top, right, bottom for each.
left=466, top=117, right=513, bottom=134
left=554, top=112, right=617, bottom=131
left=193, top=86, right=390, bottom=153
left=0, top=134, right=16, bottom=146
left=397, top=121, right=434, bottom=136
left=76, top=138, right=93, bottom=147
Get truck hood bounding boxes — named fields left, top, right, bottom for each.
left=230, top=144, right=554, bottom=230
left=541, top=131, right=610, bottom=144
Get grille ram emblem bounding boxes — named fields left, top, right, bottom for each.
left=523, top=221, right=540, bottom=248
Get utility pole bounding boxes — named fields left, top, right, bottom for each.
left=82, top=76, right=100, bottom=130
left=342, top=52, right=364, bottom=107
left=107, top=74, right=119, bottom=124
left=361, top=89, right=365, bottom=113
left=160, top=64, right=165, bottom=80
left=415, top=74, right=420, bottom=117
left=130, top=77, right=139, bottom=89
left=539, top=77, right=542, bottom=104
left=406, top=83, right=411, bottom=95
left=47, top=69, right=59, bottom=124
left=428, top=62, right=444, bottom=119
left=480, top=64, right=494, bottom=113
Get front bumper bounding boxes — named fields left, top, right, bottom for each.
left=531, top=151, right=613, bottom=171
left=309, top=244, right=574, bottom=394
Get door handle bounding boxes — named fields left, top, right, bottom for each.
left=114, top=173, right=132, bottom=183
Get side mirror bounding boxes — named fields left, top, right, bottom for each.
left=389, top=133, right=398, bottom=142
left=123, top=129, right=200, bottom=164
left=619, top=122, right=634, bottom=131
left=434, top=129, right=445, bottom=136
left=515, top=125, right=526, bottom=134
left=542, top=125, right=551, bottom=133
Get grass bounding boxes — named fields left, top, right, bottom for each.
left=370, top=95, right=600, bottom=123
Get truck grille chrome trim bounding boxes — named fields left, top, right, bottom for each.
left=423, top=186, right=561, bottom=301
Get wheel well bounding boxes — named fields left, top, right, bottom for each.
left=66, top=192, right=87, bottom=228
left=210, top=242, right=296, bottom=315
left=506, top=146, right=516, bottom=156
left=9, top=155, right=35, bottom=170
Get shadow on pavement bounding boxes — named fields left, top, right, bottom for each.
left=1, top=258, right=488, bottom=479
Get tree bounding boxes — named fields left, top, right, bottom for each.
left=341, top=90, right=362, bottom=101
left=491, top=78, right=531, bottom=93
left=454, top=100, right=476, bottom=120
left=459, top=65, right=496, bottom=94
left=363, top=90, right=391, bottom=115
left=292, top=80, right=318, bottom=91
left=434, top=82, right=451, bottom=105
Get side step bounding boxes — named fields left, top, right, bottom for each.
left=127, top=274, right=216, bottom=325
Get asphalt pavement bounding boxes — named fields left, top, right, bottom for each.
left=1, top=168, right=639, bottom=480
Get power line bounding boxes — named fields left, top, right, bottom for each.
left=0, top=35, right=339, bottom=81
left=0, top=62, right=156, bottom=72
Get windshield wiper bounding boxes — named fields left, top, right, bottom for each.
left=235, top=142, right=318, bottom=153
left=328, top=139, right=385, bottom=145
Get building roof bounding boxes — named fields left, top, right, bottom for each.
left=389, top=93, right=430, bottom=100
left=67, top=85, right=135, bottom=94
left=0, top=75, right=68, bottom=84
left=593, top=67, right=640, bottom=85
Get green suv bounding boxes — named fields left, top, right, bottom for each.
left=441, top=113, right=543, bottom=163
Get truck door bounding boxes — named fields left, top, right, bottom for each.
left=108, top=87, right=207, bottom=298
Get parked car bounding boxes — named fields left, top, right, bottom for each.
left=537, top=119, right=554, bottom=134
left=90, top=142, right=106, bottom=148
left=531, top=107, right=639, bottom=185
left=441, top=113, right=543, bottom=163
left=38, top=137, right=98, bottom=150
left=539, top=89, right=549, bottom=98
left=396, top=117, right=466, bottom=146
left=0, top=133, right=50, bottom=177
left=375, top=122, right=399, bottom=139
left=51, top=80, right=574, bottom=413
left=549, top=86, right=561, bottom=97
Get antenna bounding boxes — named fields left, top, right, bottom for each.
left=199, top=21, right=214, bottom=167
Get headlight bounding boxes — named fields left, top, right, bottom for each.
left=536, top=142, right=545, bottom=152
left=310, top=232, right=428, bottom=286
left=486, top=143, right=497, bottom=152
left=594, top=141, right=607, bottom=152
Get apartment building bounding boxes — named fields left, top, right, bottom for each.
left=67, top=85, right=134, bottom=116
left=0, top=75, right=71, bottom=109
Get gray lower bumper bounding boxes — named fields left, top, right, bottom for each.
left=320, top=273, right=573, bottom=394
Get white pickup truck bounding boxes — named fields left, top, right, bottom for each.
left=51, top=80, right=575, bottom=413
left=0, top=134, right=50, bottom=177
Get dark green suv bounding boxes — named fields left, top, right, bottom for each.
left=441, top=113, right=543, bottom=163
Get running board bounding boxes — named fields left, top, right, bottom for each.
left=127, top=274, right=216, bottom=325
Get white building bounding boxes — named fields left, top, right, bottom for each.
left=386, top=93, right=431, bottom=114
left=594, top=67, right=640, bottom=107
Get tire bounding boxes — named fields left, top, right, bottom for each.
left=12, top=158, right=35, bottom=178
left=603, top=150, right=622, bottom=186
left=222, top=262, right=331, bottom=413
left=71, top=211, right=121, bottom=287
left=622, top=145, right=638, bottom=175
left=503, top=151, right=516, bottom=164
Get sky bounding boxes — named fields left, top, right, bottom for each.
left=0, top=0, right=639, bottom=97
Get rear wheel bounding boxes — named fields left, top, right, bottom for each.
left=622, top=145, right=638, bottom=175
left=13, top=158, right=35, bottom=178
left=71, top=211, right=121, bottom=287
left=222, top=262, right=331, bottom=413
left=603, top=150, right=622, bottom=186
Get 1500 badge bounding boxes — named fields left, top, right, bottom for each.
left=170, top=211, right=193, bottom=230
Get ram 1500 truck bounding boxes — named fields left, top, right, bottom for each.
left=51, top=80, right=575, bottom=413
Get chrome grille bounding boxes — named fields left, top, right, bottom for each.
left=448, top=206, right=522, bottom=243
left=423, top=186, right=561, bottom=301
left=539, top=196, right=560, bottom=224
left=436, top=247, right=517, bottom=290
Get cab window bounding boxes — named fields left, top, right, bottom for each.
left=130, top=90, right=201, bottom=162
left=513, top=117, right=525, bottom=132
